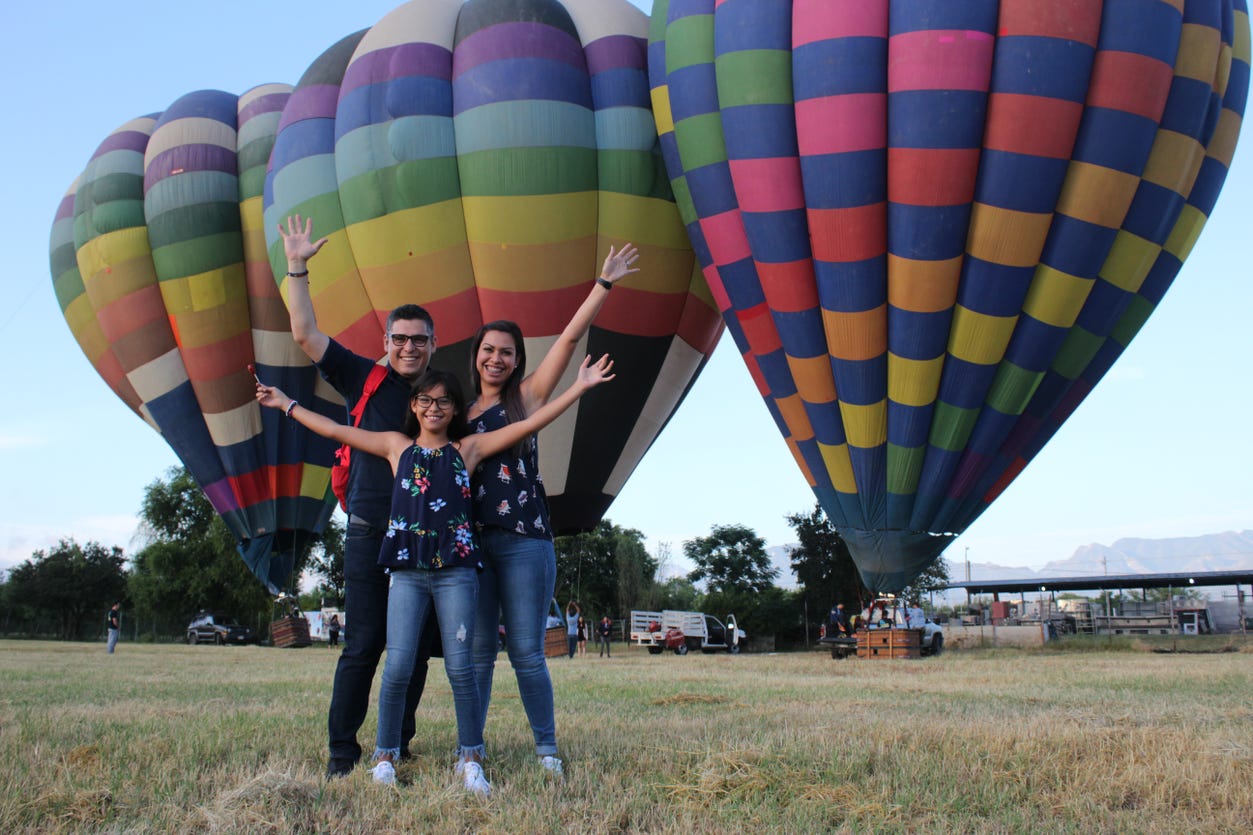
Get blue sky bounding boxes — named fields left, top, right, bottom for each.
left=2, top=0, right=1250, bottom=580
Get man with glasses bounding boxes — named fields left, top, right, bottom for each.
left=278, top=215, right=439, bottom=779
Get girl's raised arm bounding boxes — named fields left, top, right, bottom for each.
left=256, top=384, right=409, bottom=469
left=461, top=354, right=615, bottom=471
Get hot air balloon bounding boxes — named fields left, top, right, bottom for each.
left=649, top=0, right=1249, bottom=591
left=263, top=0, right=723, bottom=532
left=50, top=85, right=347, bottom=593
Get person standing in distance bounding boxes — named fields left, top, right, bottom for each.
left=106, top=602, right=121, bottom=654
left=597, top=615, right=613, bottom=658
left=327, top=613, right=341, bottom=648
left=279, top=214, right=438, bottom=779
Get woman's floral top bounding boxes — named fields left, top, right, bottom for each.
left=377, top=442, right=480, bottom=571
left=469, top=403, right=553, bottom=540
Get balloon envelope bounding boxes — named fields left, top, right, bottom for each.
left=264, top=0, right=723, bottom=532
left=51, top=86, right=346, bottom=593
left=649, top=0, right=1249, bottom=591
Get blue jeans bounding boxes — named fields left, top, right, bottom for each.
left=328, top=522, right=431, bottom=764
left=375, top=567, right=484, bottom=760
left=471, top=529, right=558, bottom=757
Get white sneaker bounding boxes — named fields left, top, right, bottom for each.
left=539, top=755, right=564, bottom=777
left=460, top=760, right=491, bottom=797
left=372, top=760, right=396, bottom=785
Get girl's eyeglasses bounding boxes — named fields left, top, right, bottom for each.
left=415, top=395, right=453, bottom=409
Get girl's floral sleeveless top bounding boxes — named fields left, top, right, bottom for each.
left=378, top=443, right=480, bottom=570
left=469, top=403, right=552, bottom=540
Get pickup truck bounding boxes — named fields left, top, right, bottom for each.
left=820, top=599, right=944, bottom=658
left=629, top=610, right=746, bottom=655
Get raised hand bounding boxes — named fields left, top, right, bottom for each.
left=576, top=354, right=616, bottom=389
left=277, top=214, right=329, bottom=266
left=599, top=243, right=640, bottom=285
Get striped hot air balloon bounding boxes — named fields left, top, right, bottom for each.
left=263, top=0, right=722, bottom=532
left=649, top=0, right=1249, bottom=591
left=50, top=87, right=345, bottom=593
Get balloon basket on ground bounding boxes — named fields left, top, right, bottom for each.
left=544, top=626, right=567, bottom=658
left=857, top=629, right=922, bottom=660
left=270, top=614, right=312, bottom=649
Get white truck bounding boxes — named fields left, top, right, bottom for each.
left=629, top=609, right=747, bottom=655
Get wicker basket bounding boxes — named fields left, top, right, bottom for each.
left=544, top=625, right=567, bottom=657
left=271, top=614, right=312, bottom=648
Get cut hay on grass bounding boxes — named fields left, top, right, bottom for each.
left=1, top=638, right=1250, bottom=833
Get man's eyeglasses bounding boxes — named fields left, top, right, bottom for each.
left=389, top=333, right=431, bottom=348
left=415, top=395, right=453, bottom=409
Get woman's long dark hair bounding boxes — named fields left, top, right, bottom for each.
left=470, top=320, right=529, bottom=455
left=401, top=370, right=468, bottom=440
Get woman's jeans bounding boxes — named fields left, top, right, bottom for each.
left=471, top=528, right=558, bottom=756
left=375, top=567, right=484, bottom=761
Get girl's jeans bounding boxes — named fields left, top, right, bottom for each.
left=375, top=566, right=484, bottom=761
left=471, top=528, right=558, bottom=756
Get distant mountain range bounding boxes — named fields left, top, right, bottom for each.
left=767, top=530, right=1253, bottom=591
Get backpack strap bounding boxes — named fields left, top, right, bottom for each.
left=349, top=364, right=389, bottom=427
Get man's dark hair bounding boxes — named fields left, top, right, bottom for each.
left=386, top=304, right=434, bottom=332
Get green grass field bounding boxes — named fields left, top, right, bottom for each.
left=2, top=638, right=1251, bottom=833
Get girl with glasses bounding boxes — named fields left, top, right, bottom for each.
left=256, top=357, right=614, bottom=796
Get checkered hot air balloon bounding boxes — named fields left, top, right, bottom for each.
left=648, top=0, right=1249, bottom=592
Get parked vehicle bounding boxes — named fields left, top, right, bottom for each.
left=186, top=612, right=257, bottom=645
left=628, top=610, right=746, bottom=655
left=819, top=631, right=859, bottom=659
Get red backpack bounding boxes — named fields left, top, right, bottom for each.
left=330, top=364, right=388, bottom=512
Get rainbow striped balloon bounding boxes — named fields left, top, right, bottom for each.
left=650, top=0, right=1249, bottom=591
left=52, top=0, right=722, bottom=587
left=51, top=88, right=344, bottom=593
left=264, top=0, right=722, bottom=531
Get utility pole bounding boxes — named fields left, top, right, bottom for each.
left=1102, top=554, right=1111, bottom=631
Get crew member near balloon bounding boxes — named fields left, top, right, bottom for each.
left=256, top=357, right=616, bottom=795
left=828, top=603, right=850, bottom=637
left=467, top=243, right=639, bottom=776
left=278, top=215, right=438, bottom=780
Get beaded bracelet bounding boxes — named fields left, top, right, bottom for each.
left=285, top=400, right=299, bottom=418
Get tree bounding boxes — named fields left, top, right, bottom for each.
left=554, top=519, right=656, bottom=617
left=128, top=467, right=273, bottom=636
left=897, top=558, right=952, bottom=607
left=613, top=526, right=654, bottom=619
left=684, top=524, right=778, bottom=596
left=683, top=524, right=784, bottom=640
left=654, top=576, right=699, bottom=611
left=304, top=515, right=346, bottom=604
left=5, top=539, right=127, bottom=639
left=785, top=503, right=869, bottom=615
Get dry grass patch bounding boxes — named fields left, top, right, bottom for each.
left=650, top=693, right=733, bottom=707
left=2, top=640, right=1251, bottom=832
